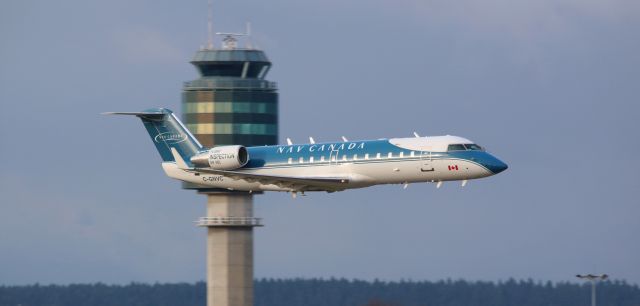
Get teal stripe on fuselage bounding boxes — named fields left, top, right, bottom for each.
left=240, top=139, right=504, bottom=174
left=243, top=139, right=431, bottom=169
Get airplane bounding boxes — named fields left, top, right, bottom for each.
left=105, top=108, right=508, bottom=195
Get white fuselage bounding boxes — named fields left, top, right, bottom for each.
left=162, top=144, right=496, bottom=192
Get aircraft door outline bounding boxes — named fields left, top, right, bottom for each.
left=420, top=151, right=435, bottom=172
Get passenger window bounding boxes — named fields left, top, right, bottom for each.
left=342, top=155, right=347, bottom=161
left=447, top=144, right=466, bottom=151
left=310, top=156, right=314, bottom=163
left=288, top=158, right=292, bottom=164
left=354, top=154, right=358, bottom=161
left=399, top=152, right=404, bottom=158
left=388, top=152, right=392, bottom=158
left=410, top=151, right=415, bottom=157
left=299, top=157, right=304, bottom=163
left=321, top=156, right=325, bottom=162
left=365, top=153, right=369, bottom=160
left=376, top=153, right=381, bottom=159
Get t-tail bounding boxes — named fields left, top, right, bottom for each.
left=104, top=108, right=203, bottom=164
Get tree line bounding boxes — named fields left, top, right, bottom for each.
left=1, top=278, right=638, bottom=306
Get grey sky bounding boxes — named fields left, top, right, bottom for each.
left=1, top=0, right=639, bottom=285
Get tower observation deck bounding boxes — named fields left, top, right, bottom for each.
left=182, top=42, right=278, bottom=148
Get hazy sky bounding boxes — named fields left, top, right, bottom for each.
left=1, top=0, right=639, bottom=285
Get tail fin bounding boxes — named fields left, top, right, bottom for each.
left=104, top=108, right=203, bottom=163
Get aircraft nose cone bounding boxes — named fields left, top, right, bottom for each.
left=493, top=160, right=508, bottom=174
left=480, top=154, right=508, bottom=175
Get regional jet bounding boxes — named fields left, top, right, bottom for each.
left=106, top=108, right=507, bottom=195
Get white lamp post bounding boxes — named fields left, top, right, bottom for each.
left=576, top=274, right=608, bottom=306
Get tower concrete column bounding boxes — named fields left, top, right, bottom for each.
left=197, top=193, right=262, bottom=306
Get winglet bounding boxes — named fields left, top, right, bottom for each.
left=171, top=147, right=190, bottom=169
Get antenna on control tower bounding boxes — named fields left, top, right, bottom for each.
left=207, top=0, right=214, bottom=49
left=216, top=22, right=253, bottom=50
left=245, top=22, right=253, bottom=49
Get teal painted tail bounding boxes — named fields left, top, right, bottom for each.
left=106, top=108, right=203, bottom=163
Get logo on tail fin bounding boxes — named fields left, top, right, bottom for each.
left=154, top=132, right=187, bottom=144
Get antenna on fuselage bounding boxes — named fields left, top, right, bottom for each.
left=341, top=136, right=348, bottom=142
left=286, top=138, right=293, bottom=145
left=309, top=137, right=315, bottom=144
left=413, top=132, right=420, bottom=138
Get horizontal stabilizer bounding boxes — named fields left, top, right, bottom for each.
left=102, top=111, right=165, bottom=119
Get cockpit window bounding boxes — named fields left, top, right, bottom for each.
left=447, top=144, right=467, bottom=151
left=464, top=144, right=484, bottom=151
left=448, top=144, right=485, bottom=151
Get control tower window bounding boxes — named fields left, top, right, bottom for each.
left=246, top=63, right=269, bottom=78
left=198, top=63, right=244, bottom=77
left=447, top=144, right=466, bottom=151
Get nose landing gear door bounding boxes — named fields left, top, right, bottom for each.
left=420, top=151, right=434, bottom=172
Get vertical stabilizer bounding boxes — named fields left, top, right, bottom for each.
left=105, top=108, right=203, bottom=163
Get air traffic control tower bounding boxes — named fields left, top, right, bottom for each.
left=182, top=33, right=278, bottom=306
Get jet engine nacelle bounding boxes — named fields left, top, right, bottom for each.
left=190, top=145, right=249, bottom=170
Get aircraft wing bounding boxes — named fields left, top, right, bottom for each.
left=189, top=168, right=350, bottom=192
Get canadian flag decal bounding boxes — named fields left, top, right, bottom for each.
left=448, top=165, right=459, bottom=171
